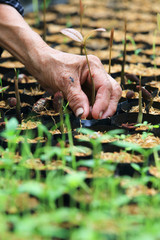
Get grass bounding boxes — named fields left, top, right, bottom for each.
left=0, top=115, right=160, bottom=240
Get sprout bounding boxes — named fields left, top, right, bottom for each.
left=126, top=90, right=135, bottom=99
left=137, top=76, right=143, bottom=124
left=125, top=73, right=139, bottom=84
left=108, top=28, right=114, bottom=75
left=61, top=27, right=106, bottom=106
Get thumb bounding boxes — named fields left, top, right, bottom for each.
left=66, top=86, right=90, bottom=118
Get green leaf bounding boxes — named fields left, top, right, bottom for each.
left=65, top=172, right=86, bottom=188
left=131, top=163, right=141, bottom=172
left=0, top=86, right=9, bottom=93
left=18, top=181, right=44, bottom=197
left=6, top=118, right=18, bottom=131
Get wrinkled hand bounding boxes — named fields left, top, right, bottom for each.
left=33, top=48, right=122, bottom=119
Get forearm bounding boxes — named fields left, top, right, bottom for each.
left=0, top=4, right=53, bottom=76
left=0, top=4, right=121, bottom=119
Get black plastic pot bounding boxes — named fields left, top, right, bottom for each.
left=2, top=68, right=39, bottom=89
left=111, top=112, right=160, bottom=135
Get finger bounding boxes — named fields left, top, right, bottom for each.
left=66, top=84, right=90, bottom=118
left=92, top=84, right=111, bottom=119
left=102, top=84, right=122, bottom=118
left=102, top=96, right=119, bottom=118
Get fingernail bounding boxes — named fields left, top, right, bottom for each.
left=99, top=111, right=103, bottom=119
left=76, top=107, right=84, bottom=118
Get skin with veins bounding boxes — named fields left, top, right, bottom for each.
left=0, top=4, right=122, bottom=119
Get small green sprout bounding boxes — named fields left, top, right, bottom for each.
left=0, top=86, right=9, bottom=93
left=61, top=27, right=106, bottom=106
left=127, top=35, right=142, bottom=55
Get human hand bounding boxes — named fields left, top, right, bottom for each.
left=0, top=3, right=121, bottom=119
left=31, top=48, right=122, bottom=119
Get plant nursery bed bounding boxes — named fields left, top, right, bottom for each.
left=1, top=0, right=160, bottom=239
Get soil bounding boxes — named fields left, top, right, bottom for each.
left=17, top=120, right=41, bottom=130
left=96, top=151, right=143, bottom=163
left=149, top=166, right=160, bottom=178
left=23, top=158, right=63, bottom=170
left=129, top=105, right=160, bottom=115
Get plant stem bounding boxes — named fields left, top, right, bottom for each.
left=14, top=69, right=21, bottom=123
left=60, top=95, right=64, bottom=134
left=121, top=19, right=127, bottom=88
left=32, top=0, right=40, bottom=25
left=79, top=0, right=83, bottom=55
left=80, top=1, right=83, bottom=55
left=108, top=28, right=114, bottom=75
left=43, top=0, right=46, bottom=41
left=137, top=76, right=143, bottom=124
left=83, top=45, right=95, bottom=106
left=153, top=29, right=157, bottom=69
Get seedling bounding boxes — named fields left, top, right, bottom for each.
left=126, top=90, right=135, bottom=99
left=14, top=69, right=21, bottom=123
left=157, top=13, right=160, bottom=31
left=40, top=0, right=52, bottom=41
left=32, top=0, right=40, bottom=26
left=127, top=35, right=142, bottom=56
left=43, top=0, right=46, bottom=41
left=0, top=86, right=9, bottom=93
left=137, top=76, right=143, bottom=124
left=125, top=73, right=139, bottom=84
left=121, top=19, right=127, bottom=88
left=0, top=76, right=9, bottom=98
left=79, top=0, right=84, bottom=55
left=136, top=85, right=153, bottom=113
left=152, top=29, right=157, bottom=69
left=125, top=73, right=153, bottom=114
left=59, top=93, right=64, bottom=134
left=7, top=97, right=17, bottom=107
left=61, top=27, right=106, bottom=106
left=108, top=28, right=114, bottom=75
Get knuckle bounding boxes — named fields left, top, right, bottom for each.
left=67, top=90, right=81, bottom=108
left=113, top=83, right=122, bottom=98
left=88, top=55, right=101, bottom=66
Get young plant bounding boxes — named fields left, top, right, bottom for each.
left=108, top=28, right=114, bottom=75
left=32, top=0, right=40, bottom=26
left=52, top=91, right=64, bottom=133
left=136, top=85, right=153, bottom=113
left=14, top=69, right=21, bottom=123
left=0, top=86, right=9, bottom=93
left=125, top=73, right=139, bottom=84
left=121, top=19, right=127, bottom=88
left=43, top=0, right=46, bottom=41
left=127, top=35, right=142, bottom=56
left=40, top=0, right=51, bottom=41
left=59, top=94, right=64, bottom=134
left=137, top=76, right=143, bottom=124
left=61, top=27, right=106, bottom=106
left=157, top=13, right=160, bottom=31
left=79, top=0, right=84, bottom=55
left=0, top=76, right=9, bottom=99
left=152, top=29, right=157, bottom=69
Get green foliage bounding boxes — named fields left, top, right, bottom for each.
left=0, top=115, right=160, bottom=240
